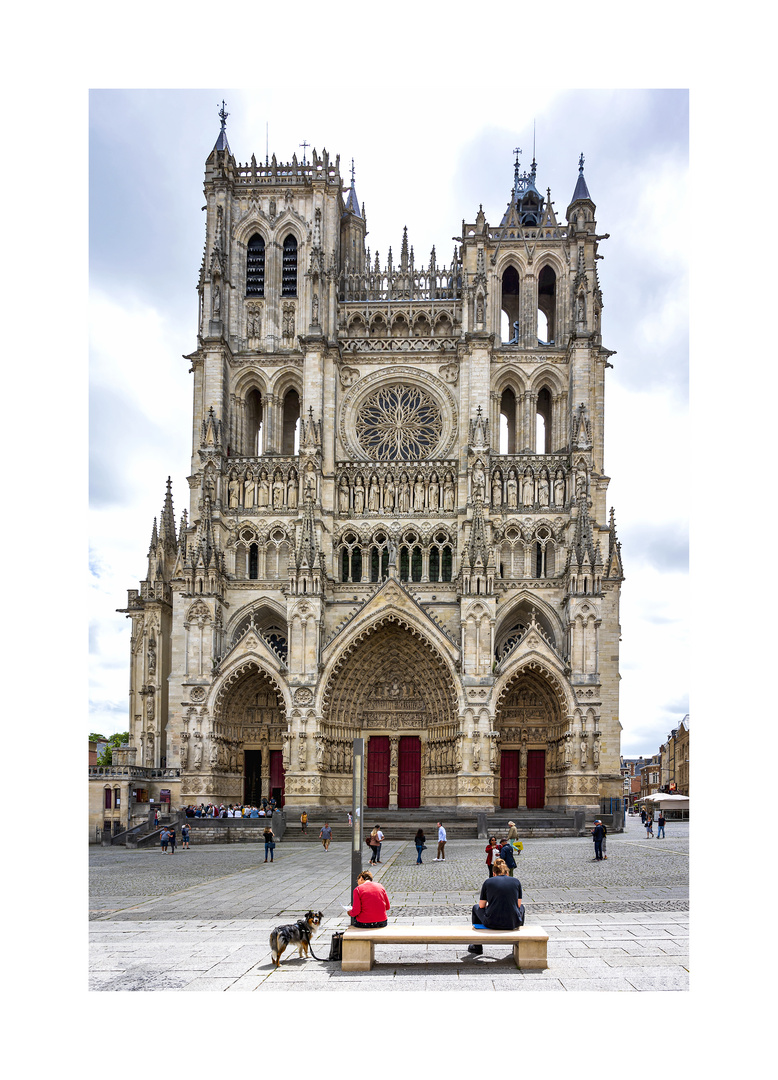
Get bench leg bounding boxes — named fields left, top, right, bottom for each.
left=513, top=940, right=548, bottom=970
left=342, top=939, right=375, bottom=972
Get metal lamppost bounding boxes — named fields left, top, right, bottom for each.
left=351, top=739, right=364, bottom=906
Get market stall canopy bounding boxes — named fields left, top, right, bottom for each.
left=640, top=793, right=689, bottom=803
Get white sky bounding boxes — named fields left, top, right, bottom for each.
left=88, top=88, right=689, bottom=756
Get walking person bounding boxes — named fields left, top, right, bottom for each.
left=498, top=837, right=517, bottom=876
left=168, top=825, right=176, bottom=853
left=414, top=828, right=426, bottom=864
left=657, top=813, right=666, bottom=839
left=300, top=810, right=308, bottom=834
left=435, top=822, right=447, bottom=860
left=160, top=826, right=169, bottom=853
left=319, top=822, right=332, bottom=851
left=645, top=814, right=654, bottom=838
left=485, top=836, right=500, bottom=877
left=374, top=825, right=384, bottom=863
left=263, top=823, right=275, bottom=862
left=367, top=826, right=380, bottom=865
left=592, top=819, right=605, bottom=860
left=181, top=822, right=190, bottom=850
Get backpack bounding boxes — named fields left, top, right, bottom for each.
left=328, top=931, right=344, bottom=961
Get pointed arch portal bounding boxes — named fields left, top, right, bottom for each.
left=495, top=666, right=564, bottom=810
left=213, top=661, right=287, bottom=806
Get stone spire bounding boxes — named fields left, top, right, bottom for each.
left=213, top=100, right=231, bottom=154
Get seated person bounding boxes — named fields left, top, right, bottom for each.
left=468, top=858, right=523, bottom=954
left=347, top=870, right=391, bottom=928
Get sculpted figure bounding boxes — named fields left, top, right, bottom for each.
left=368, top=474, right=380, bottom=512
left=228, top=472, right=240, bottom=508
left=338, top=475, right=350, bottom=513
left=305, top=464, right=316, bottom=500
left=212, top=282, right=221, bottom=317
left=399, top=474, right=411, bottom=513
left=273, top=473, right=285, bottom=508
left=210, top=741, right=219, bottom=766
left=564, top=737, right=572, bottom=765
left=258, top=471, right=269, bottom=507
left=593, top=738, right=600, bottom=767
left=522, top=470, right=534, bottom=506
left=244, top=471, right=255, bottom=509
left=472, top=459, right=485, bottom=501
left=538, top=469, right=549, bottom=506
left=147, top=635, right=156, bottom=675
left=443, top=472, right=455, bottom=511
left=383, top=475, right=395, bottom=512
left=580, top=739, right=587, bottom=766
left=506, top=469, right=518, bottom=509
left=554, top=469, right=565, bottom=506
left=472, top=741, right=480, bottom=770
left=387, top=536, right=398, bottom=570
left=492, top=472, right=502, bottom=507
left=180, top=737, right=188, bottom=768
left=413, top=474, right=425, bottom=509
left=193, top=740, right=202, bottom=769
left=353, top=475, right=365, bottom=514
left=428, top=473, right=439, bottom=510
left=287, top=471, right=298, bottom=509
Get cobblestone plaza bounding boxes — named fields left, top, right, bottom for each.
left=89, top=814, right=688, bottom=991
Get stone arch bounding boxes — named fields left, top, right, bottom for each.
left=494, top=593, right=563, bottom=661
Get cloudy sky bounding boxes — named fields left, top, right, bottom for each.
left=88, top=87, right=689, bottom=757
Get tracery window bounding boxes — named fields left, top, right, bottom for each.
left=355, top=384, right=442, bottom=460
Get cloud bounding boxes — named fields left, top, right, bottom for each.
left=623, top=522, right=689, bottom=573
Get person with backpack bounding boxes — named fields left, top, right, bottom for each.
left=498, top=837, right=517, bottom=876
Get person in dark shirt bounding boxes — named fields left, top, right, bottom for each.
left=468, top=859, right=523, bottom=954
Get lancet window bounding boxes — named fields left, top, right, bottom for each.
left=246, top=233, right=266, bottom=296
left=282, top=234, right=298, bottom=297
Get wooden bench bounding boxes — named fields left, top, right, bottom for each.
left=341, top=924, right=548, bottom=972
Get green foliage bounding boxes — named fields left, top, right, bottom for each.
left=89, top=733, right=107, bottom=742
left=96, top=732, right=130, bottom=767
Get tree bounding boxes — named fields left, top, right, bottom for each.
left=97, top=732, right=130, bottom=768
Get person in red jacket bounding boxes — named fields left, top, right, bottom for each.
left=485, top=836, right=500, bottom=877
left=347, top=870, right=390, bottom=928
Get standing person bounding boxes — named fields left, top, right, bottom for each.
left=468, top=858, right=523, bottom=954
left=435, top=822, right=447, bottom=861
left=168, top=825, right=176, bottom=854
left=640, top=807, right=647, bottom=825
left=657, top=812, right=666, bottom=839
left=499, top=837, right=517, bottom=876
left=507, top=821, right=518, bottom=841
left=347, top=811, right=352, bottom=827
left=374, top=824, right=384, bottom=864
left=160, top=826, right=169, bottom=853
left=592, top=819, right=605, bottom=860
left=414, top=828, right=426, bottom=864
left=263, top=822, right=275, bottom=862
left=367, top=827, right=380, bottom=865
left=347, top=870, right=390, bottom=928
left=645, top=814, right=654, bottom=838
left=485, top=836, right=500, bottom=877
left=300, top=810, right=308, bottom=834
left=181, top=822, right=190, bottom=850
left=319, top=823, right=332, bottom=851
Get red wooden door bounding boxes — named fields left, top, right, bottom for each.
left=526, top=749, right=545, bottom=809
left=500, top=750, right=519, bottom=808
left=367, top=736, right=390, bottom=807
left=398, top=736, right=421, bottom=808
left=270, top=749, right=285, bottom=807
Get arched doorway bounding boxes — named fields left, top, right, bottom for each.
left=495, top=666, right=563, bottom=810
left=213, top=661, right=287, bottom=806
left=323, top=619, right=457, bottom=808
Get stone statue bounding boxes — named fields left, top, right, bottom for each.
left=413, top=474, right=425, bottom=509
left=472, top=741, right=480, bottom=770
left=258, top=471, right=269, bottom=507
left=180, top=737, right=188, bottom=768
left=212, top=282, right=221, bottom=318
left=443, top=473, right=455, bottom=511
left=287, top=472, right=298, bottom=509
left=147, top=635, right=156, bottom=675
left=593, top=738, right=600, bottom=767
left=298, top=737, right=307, bottom=769
left=244, top=471, right=255, bottom=509
left=353, top=476, right=365, bottom=514
left=492, top=473, right=502, bottom=507
left=554, top=469, right=565, bottom=506
left=580, top=739, right=587, bottom=766
left=506, top=469, right=518, bottom=509
left=538, top=470, right=550, bottom=506
left=338, top=475, right=350, bottom=512
left=522, top=470, right=534, bottom=506
left=312, top=291, right=319, bottom=325
left=368, top=474, right=380, bottom=512
left=305, top=464, right=316, bottom=501
left=472, top=459, right=485, bottom=501
left=399, top=475, right=411, bottom=513
left=145, top=694, right=155, bottom=722
left=428, top=473, right=439, bottom=510
left=210, top=741, right=219, bottom=766
left=387, top=536, right=397, bottom=570
left=564, top=736, right=572, bottom=765
left=193, top=740, right=202, bottom=769
left=228, top=472, right=240, bottom=508
left=273, top=474, right=285, bottom=508
left=384, top=475, right=395, bottom=512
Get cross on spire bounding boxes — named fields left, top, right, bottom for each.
left=218, top=100, right=229, bottom=130
left=579, top=152, right=585, bottom=173
left=351, top=158, right=356, bottom=184
left=299, top=140, right=310, bottom=165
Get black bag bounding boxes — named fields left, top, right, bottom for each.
left=517, top=904, right=526, bottom=927
left=328, top=931, right=344, bottom=961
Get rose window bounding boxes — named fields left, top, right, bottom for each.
left=355, top=384, right=443, bottom=459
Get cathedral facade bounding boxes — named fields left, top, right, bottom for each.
left=118, top=111, right=624, bottom=815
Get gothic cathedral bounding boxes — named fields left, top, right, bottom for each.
left=120, top=110, right=624, bottom=814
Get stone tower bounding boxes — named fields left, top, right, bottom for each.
left=119, top=114, right=624, bottom=815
